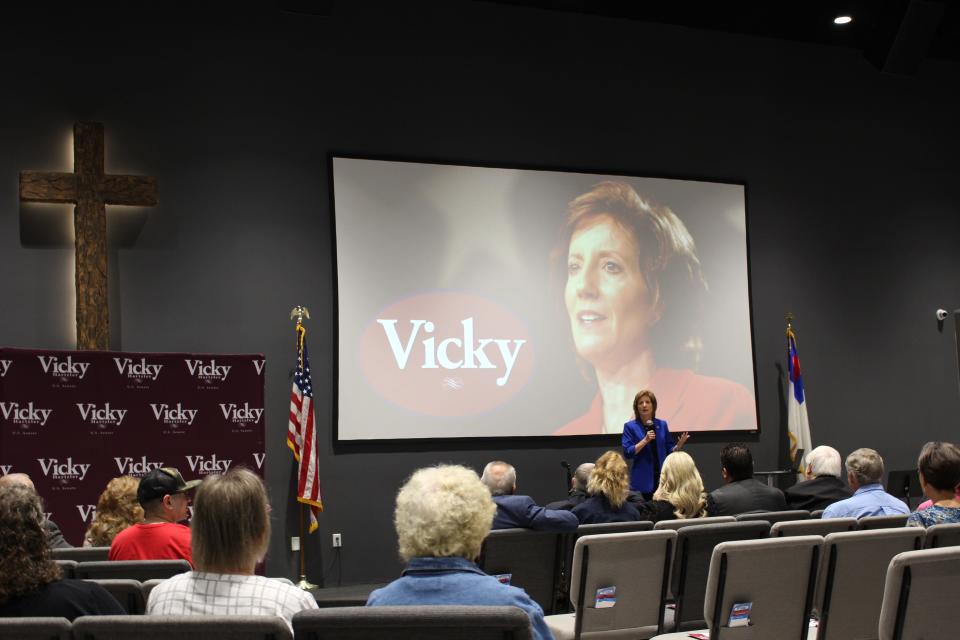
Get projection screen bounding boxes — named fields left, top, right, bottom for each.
left=332, top=156, right=757, bottom=440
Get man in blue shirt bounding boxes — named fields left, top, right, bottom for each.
left=481, top=461, right=579, bottom=532
left=367, top=465, right=553, bottom=640
left=822, top=448, right=909, bottom=519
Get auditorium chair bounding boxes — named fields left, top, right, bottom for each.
left=878, top=546, right=960, bottom=640
left=814, top=527, right=924, bottom=640
left=544, top=530, right=676, bottom=639
left=54, top=558, right=78, bottom=579
left=0, top=616, right=71, bottom=640
left=858, top=514, right=909, bottom=530
left=666, top=520, right=770, bottom=632
left=922, top=522, right=960, bottom=548
left=478, top=528, right=565, bottom=614
left=51, top=546, right=111, bottom=562
left=71, top=615, right=292, bottom=639
left=734, top=509, right=810, bottom=525
left=74, top=559, right=191, bottom=581
left=292, top=605, right=533, bottom=640
left=652, top=515, right=735, bottom=530
left=770, top=517, right=857, bottom=537
left=809, top=509, right=826, bottom=519
left=86, top=579, right=146, bottom=614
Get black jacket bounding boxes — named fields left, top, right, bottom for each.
left=784, top=475, right=853, bottom=512
left=709, top=478, right=787, bottom=516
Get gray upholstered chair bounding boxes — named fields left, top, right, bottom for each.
left=140, top=578, right=165, bottom=607
left=770, top=517, right=857, bottom=537
left=878, top=546, right=960, bottom=640
left=478, top=528, right=565, bottom=614
left=734, top=509, right=810, bottom=525
left=74, top=559, right=191, bottom=581
left=652, top=516, right=735, bottom=530
left=0, top=617, right=71, bottom=640
left=814, top=527, right=924, bottom=640
left=85, top=579, right=145, bottom=614
left=667, top=520, right=770, bottom=631
left=54, top=558, right=78, bottom=579
left=51, top=546, right=110, bottom=562
left=292, top=605, right=533, bottom=639
left=545, top=530, right=676, bottom=639
left=922, top=522, right=960, bottom=549
left=71, top=615, right=292, bottom=639
left=810, top=509, right=826, bottom=519
left=858, top=514, right=909, bottom=530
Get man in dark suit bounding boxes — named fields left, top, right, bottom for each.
left=709, top=443, right=787, bottom=516
left=784, top=445, right=853, bottom=511
left=545, top=462, right=594, bottom=510
left=481, top=461, right=579, bottom=531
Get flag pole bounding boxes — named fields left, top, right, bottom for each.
left=290, top=305, right=317, bottom=591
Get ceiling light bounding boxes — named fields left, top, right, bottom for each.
left=834, top=16, right=853, bottom=25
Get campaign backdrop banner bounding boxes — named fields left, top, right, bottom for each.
left=0, top=347, right=266, bottom=546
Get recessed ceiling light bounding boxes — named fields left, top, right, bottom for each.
left=834, top=16, right=853, bottom=25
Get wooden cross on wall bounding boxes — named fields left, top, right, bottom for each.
left=20, top=122, right=158, bottom=351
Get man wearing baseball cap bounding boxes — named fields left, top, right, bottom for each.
left=109, top=467, right=201, bottom=565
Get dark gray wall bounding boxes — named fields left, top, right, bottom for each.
left=1, top=2, right=958, bottom=585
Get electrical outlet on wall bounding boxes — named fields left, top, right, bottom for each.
left=332, top=533, right=342, bottom=548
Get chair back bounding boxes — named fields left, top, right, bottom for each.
left=141, top=578, right=165, bottom=607
left=734, top=510, right=810, bottom=525
left=74, top=559, right=191, bottom=581
left=86, top=579, right=145, bottom=614
left=0, top=617, right=71, bottom=640
left=653, top=515, right=734, bottom=530
left=292, top=605, right=533, bottom=640
left=71, top=615, right=292, bottom=639
left=51, top=546, right=110, bottom=562
left=770, top=518, right=857, bottom=537
left=478, top=528, right=564, bottom=614
left=704, top=536, right=822, bottom=640
left=810, top=509, right=826, bottom=519
left=54, top=558, right=78, bottom=579
left=923, top=522, right=960, bottom=548
left=816, top=527, right=924, bottom=640
left=878, top=546, right=960, bottom=640
left=858, top=514, right=909, bottom=530
left=670, top=521, right=770, bottom=631
left=567, top=530, right=676, bottom=638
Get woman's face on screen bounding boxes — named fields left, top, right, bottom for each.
left=564, top=215, right=657, bottom=368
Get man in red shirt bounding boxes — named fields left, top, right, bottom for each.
left=109, top=467, right=200, bottom=565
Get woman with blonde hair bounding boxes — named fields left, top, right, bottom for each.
left=638, top=451, right=709, bottom=522
left=571, top=451, right=641, bottom=523
left=84, top=476, right=144, bottom=547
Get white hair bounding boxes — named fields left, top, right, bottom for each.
left=481, top=461, right=516, bottom=496
left=806, top=446, right=842, bottom=479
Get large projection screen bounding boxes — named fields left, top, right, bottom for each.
left=332, top=157, right=757, bottom=440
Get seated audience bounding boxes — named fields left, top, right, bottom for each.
left=546, top=462, right=594, bottom=510
left=482, top=461, right=578, bottom=531
left=109, top=467, right=199, bottom=564
left=709, top=443, right=787, bottom=516
left=907, top=442, right=960, bottom=528
left=0, top=473, right=72, bottom=548
left=571, top=452, right=641, bottom=523
left=367, top=465, right=552, bottom=640
left=822, top=448, right=909, bottom=519
left=147, top=467, right=316, bottom=630
left=84, top=475, right=144, bottom=547
left=784, top=445, right=853, bottom=512
left=0, top=484, right=125, bottom=619
left=636, top=451, right=709, bottom=522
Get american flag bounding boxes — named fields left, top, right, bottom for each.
left=288, top=322, right=322, bottom=531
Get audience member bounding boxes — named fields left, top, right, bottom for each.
left=545, top=463, right=594, bottom=510
left=84, top=476, right=144, bottom=547
left=147, top=467, right=316, bottom=630
left=784, top=445, right=853, bottom=512
left=822, top=448, right=909, bottom=519
left=571, top=452, right=641, bottom=524
left=0, top=484, right=125, bottom=619
left=481, top=461, right=578, bottom=531
left=637, top=451, right=710, bottom=522
left=709, top=443, right=787, bottom=515
left=0, top=473, right=72, bottom=549
left=368, top=465, right=552, bottom=640
left=907, top=442, right=960, bottom=528
left=109, top=467, right=199, bottom=564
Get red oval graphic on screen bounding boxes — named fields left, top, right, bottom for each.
left=359, top=292, right=534, bottom=417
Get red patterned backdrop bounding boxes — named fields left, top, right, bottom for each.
left=0, top=347, right=266, bottom=546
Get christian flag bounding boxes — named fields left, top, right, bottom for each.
left=288, top=322, right=323, bottom=531
left=787, top=323, right=813, bottom=470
